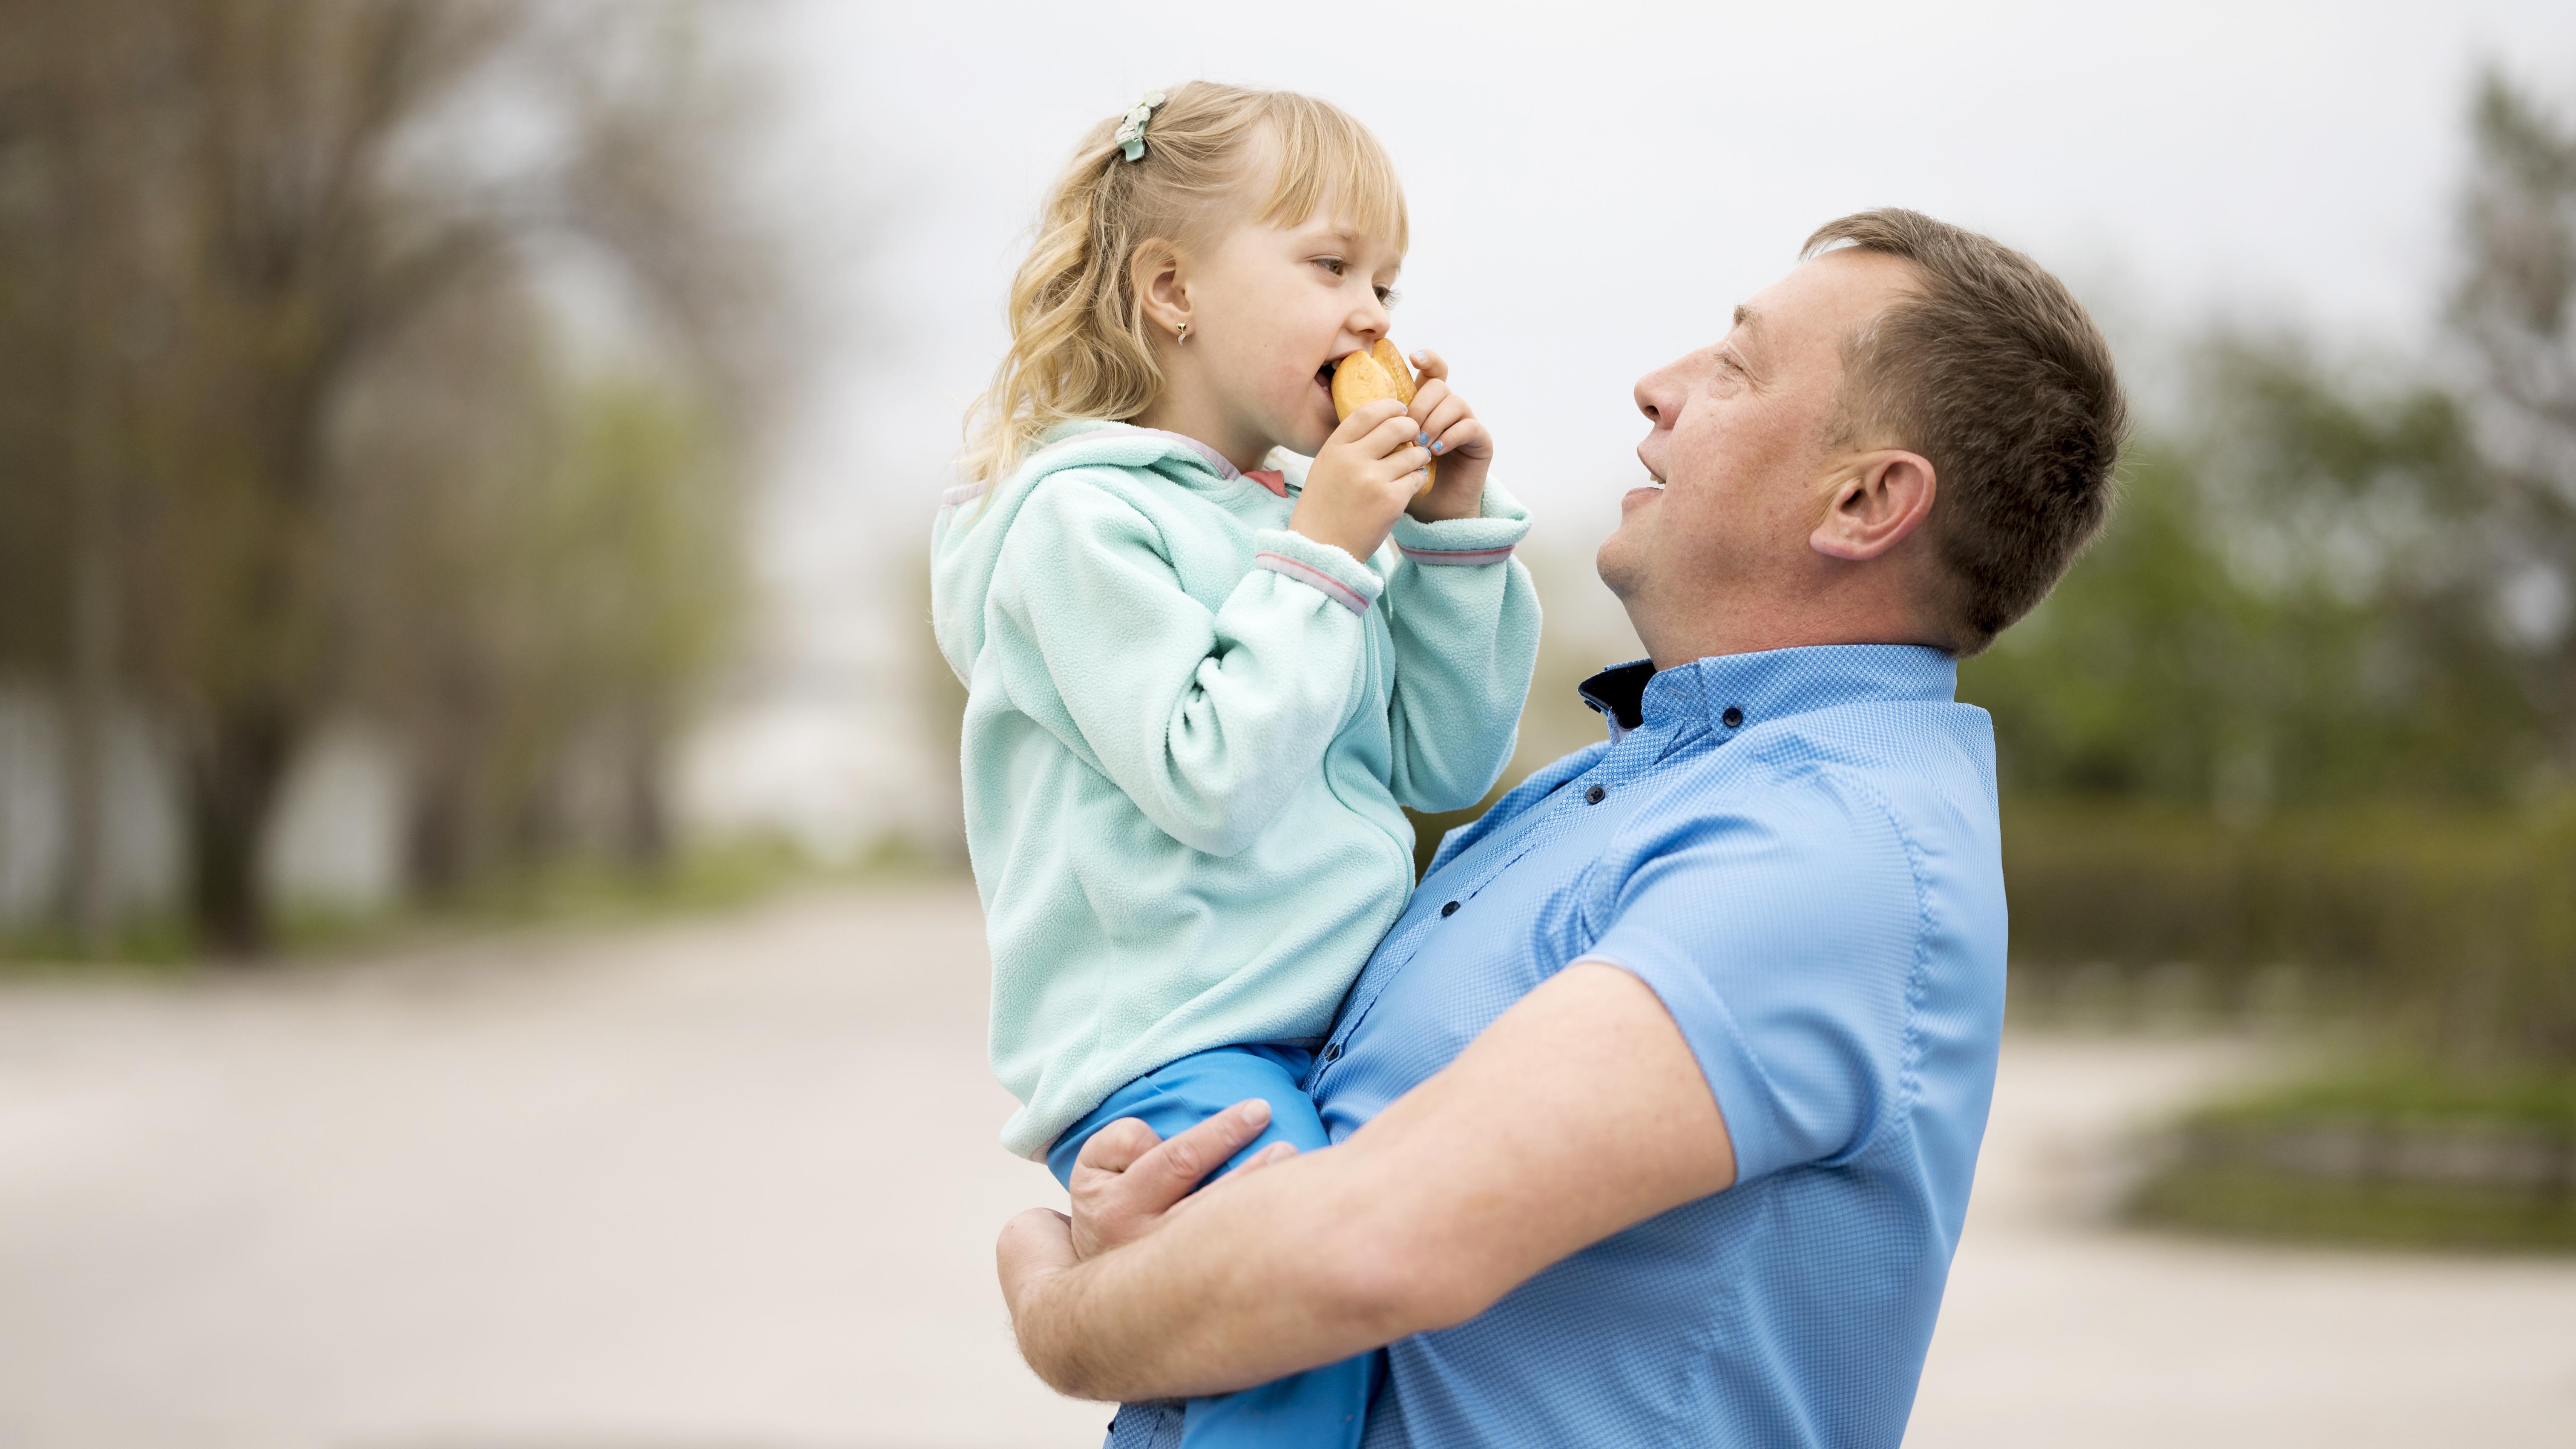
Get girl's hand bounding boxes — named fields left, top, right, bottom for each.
left=1403, top=349, right=1492, bottom=523
left=1294, top=397, right=1431, bottom=561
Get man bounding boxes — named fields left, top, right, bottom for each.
left=997, top=209, right=2125, bottom=1447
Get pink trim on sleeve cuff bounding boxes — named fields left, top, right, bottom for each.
left=1397, top=542, right=1517, bottom=566
left=1254, top=552, right=1373, bottom=615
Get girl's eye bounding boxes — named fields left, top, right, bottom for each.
left=1376, top=286, right=1400, bottom=307
left=1315, top=257, right=1346, bottom=276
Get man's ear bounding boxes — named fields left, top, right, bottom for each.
left=1131, top=239, right=1190, bottom=341
left=1811, top=450, right=1937, bottom=562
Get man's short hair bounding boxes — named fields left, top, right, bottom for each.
left=1803, top=210, right=2125, bottom=655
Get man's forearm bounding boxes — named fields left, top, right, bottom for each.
left=1005, top=964, right=1738, bottom=1401
left=1009, top=1143, right=1435, bottom=1401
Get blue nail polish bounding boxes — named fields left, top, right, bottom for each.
left=1432, top=441, right=1445, bottom=454
left=1416, top=432, right=1429, bottom=446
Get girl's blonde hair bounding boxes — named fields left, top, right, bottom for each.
left=962, top=82, right=1409, bottom=484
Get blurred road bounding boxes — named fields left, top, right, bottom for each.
left=1908, top=1036, right=2576, bottom=1447
left=0, top=886, right=1106, bottom=1449
left=1, top=885, right=2571, bottom=1448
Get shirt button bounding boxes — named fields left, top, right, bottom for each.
left=1322, top=1041, right=1343, bottom=1063
left=1585, top=784, right=1607, bottom=804
left=1440, top=900, right=1460, bottom=917
left=1722, top=706, right=1745, bottom=728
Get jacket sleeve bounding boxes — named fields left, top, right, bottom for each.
left=987, top=473, right=1383, bottom=857
left=1377, top=480, right=1542, bottom=813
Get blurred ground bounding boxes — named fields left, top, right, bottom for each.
left=0, top=885, right=1107, bottom=1449
left=1908, top=1038, right=2576, bottom=1446
left=1, top=887, right=2571, bottom=1449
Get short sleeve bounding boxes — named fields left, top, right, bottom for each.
left=1579, top=770, right=1924, bottom=1184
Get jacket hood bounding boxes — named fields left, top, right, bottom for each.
left=930, top=422, right=1302, bottom=681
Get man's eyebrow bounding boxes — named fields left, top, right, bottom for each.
left=1731, top=304, right=1762, bottom=337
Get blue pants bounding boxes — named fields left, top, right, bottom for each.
left=1048, top=1045, right=1380, bottom=1449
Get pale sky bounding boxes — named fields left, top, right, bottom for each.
left=682, top=0, right=2576, bottom=849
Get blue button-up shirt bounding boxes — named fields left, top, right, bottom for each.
left=1310, top=644, right=2008, bottom=1449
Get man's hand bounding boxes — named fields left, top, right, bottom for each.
left=1401, top=349, right=1492, bottom=523
left=997, top=1100, right=1301, bottom=1383
left=991, top=963, right=1737, bottom=1404
left=1294, top=397, right=1430, bottom=561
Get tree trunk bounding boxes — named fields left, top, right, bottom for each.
left=617, top=699, right=671, bottom=879
left=402, top=677, right=495, bottom=902
left=404, top=760, right=469, bottom=902
left=60, top=366, right=118, bottom=956
left=58, top=26, right=125, bottom=958
left=184, top=703, right=295, bottom=957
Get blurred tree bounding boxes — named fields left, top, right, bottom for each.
left=0, top=0, right=783, bottom=952
left=0, top=0, right=157, bottom=949
left=2453, top=72, right=2576, bottom=770
left=1964, top=356, right=2550, bottom=814
left=340, top=320, right=743, bottom=894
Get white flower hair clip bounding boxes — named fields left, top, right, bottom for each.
left=1114, top=91, right=1167, bottom=163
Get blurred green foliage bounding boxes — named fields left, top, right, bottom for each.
left=2133, top=1063, right=2576, bottom=1252
left=357, top=362, right=748, bottom=899
left=1963, top=371, right=2550, bottom=814
left=2133, top=1158, right=2576, bottom=1252
left=2000, top=799, right=2576, bottom=1063
left=0, top=0, right=778, bottom=954
left=1961, top=74, right=2576, bottom=1092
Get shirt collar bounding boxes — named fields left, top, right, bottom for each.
left=1576, top=660, right=1656, bottom=741
left=1580, top=644, right=1958, bottom=741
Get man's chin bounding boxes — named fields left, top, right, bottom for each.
left=1596, top=538, right=1640, bottom=602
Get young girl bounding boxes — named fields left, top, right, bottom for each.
left=932, top=83, right=1539, bottom=1446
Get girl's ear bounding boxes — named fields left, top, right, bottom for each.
left=1131, top=239, right=1190, bottom=341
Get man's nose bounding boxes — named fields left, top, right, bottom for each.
left=1633, top=354, right=1696, bottom=428
left=1635, top=374, right=1671, bottom=427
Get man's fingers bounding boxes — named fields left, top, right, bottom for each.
left=1127, top=1097, right=1272, bottom=1205
left=1064, top=1099, right=1279, bottom=1259
left=1163, top=1138, right=1300, bottom=1223
left=1073, top=1116, right=1164, bottom=1176
left=1235, top=1140, right=1300, bottom=1175
left=996, top=1205, right=1078, bottom=1302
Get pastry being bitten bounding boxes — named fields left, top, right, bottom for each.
left=1330, top=339, right=1436, bottom=495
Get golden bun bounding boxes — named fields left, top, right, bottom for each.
left=1330, top=338, right=1435, bottom=496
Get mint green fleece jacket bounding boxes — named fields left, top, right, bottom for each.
left=932, top=420, right=1541, bottom=1158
